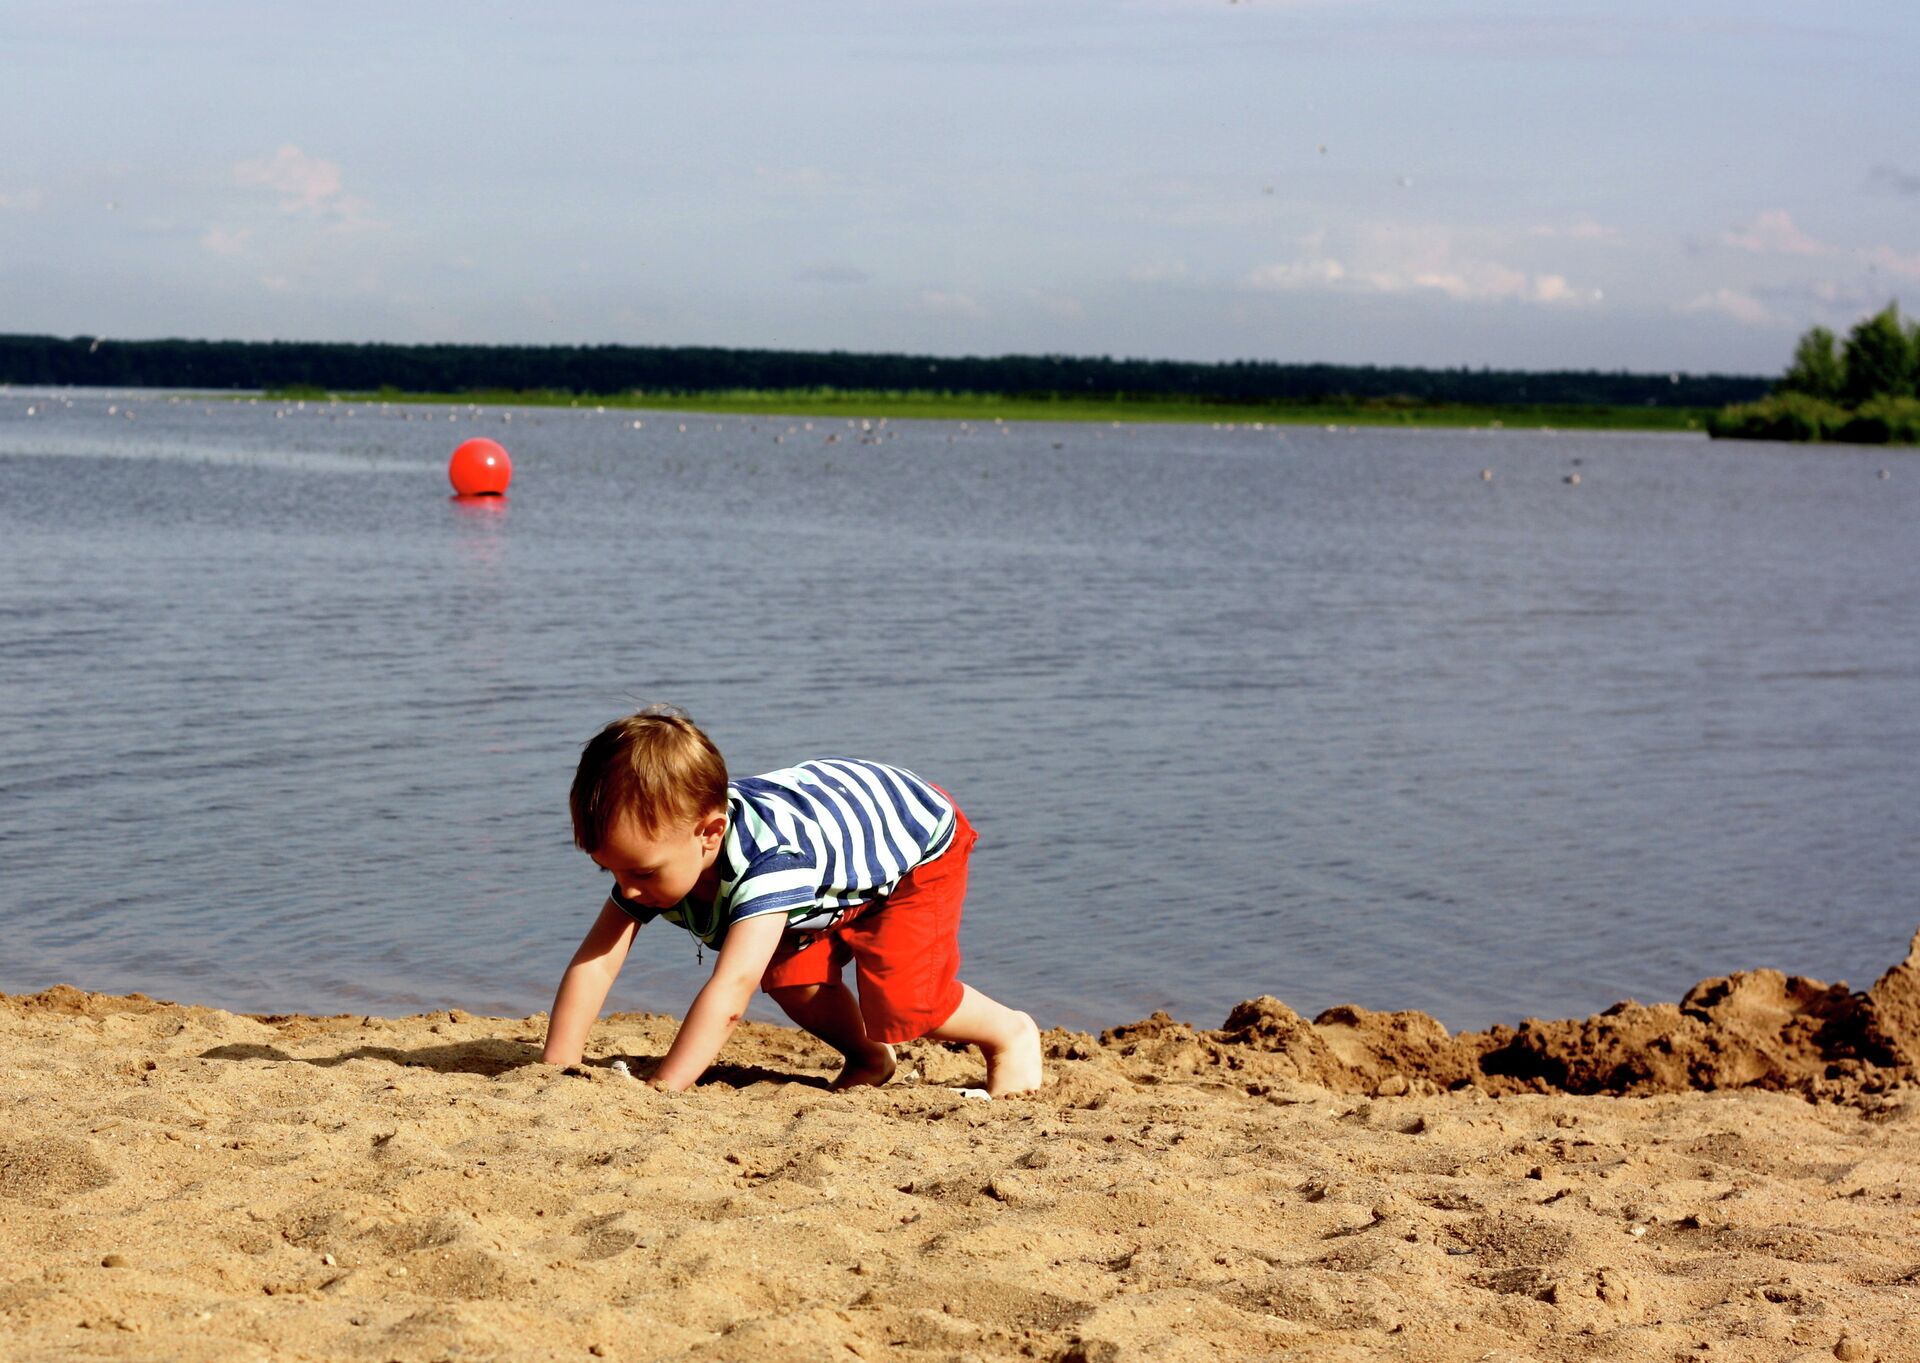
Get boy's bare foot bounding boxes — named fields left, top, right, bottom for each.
left=983, top=1012, right=1043, bottom=1097
left=829, top=1042, right=896, bottom=1090
left=926, top=986, right=1045, bottom=1098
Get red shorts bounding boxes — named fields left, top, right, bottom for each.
left=758, top=803, right=976, bottom=1044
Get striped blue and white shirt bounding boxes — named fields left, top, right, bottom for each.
left=617, top=759, right=956, bottom=948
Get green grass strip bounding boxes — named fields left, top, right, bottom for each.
left=252, top=386, right=1709, bottom=432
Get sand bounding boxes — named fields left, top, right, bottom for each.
left=3, top=935, right=1917, bottom=1363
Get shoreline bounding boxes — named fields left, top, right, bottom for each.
left=3, top=937, right=1914, bottom=1361
left=19, top=922, right=1918, bottom=1105
left=248, top=386, right=1715, bottom=433
left=0, top=381, right=1704, bottom=432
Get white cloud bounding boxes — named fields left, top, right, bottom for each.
left=1409, top=264, right=1596, bottom=305
left=1865, top=244, right=1920, bottom=281
left=233, top=144, right=378, bottom=232
left=794, top=264, right=869, bottom=285
left=1721, top=209, right=1824, bottom=257
left=1702, top=209, right=1920, bottom=298
left=1527, top=218, right=1621, bottom=242
left=1245, top=257, right=1348, bottom=289
left=920, top=290, right=984, bottom=318
left=1720, top=211, right=1920, bottom=286
left=1125, top=0, right=1340, bottom=8
left=1127, top=260, right=1190, bottom=284
left=1029, top=288, right=1085, bottom=319
left=754, top=165, right=834, bottom=193
left=236, top=145, right=341, bottom=211
left=200, top=225, right=252, bottom=257
left=1681, top=288, right=1772, bottom=326
left=1412, top=265, right=1517, bottom=300
left=1242, top=222, right=1601, bottom=306
left=0, top=188, right=46, bottom=211
left=1512, top=273, right=1596, bottom=304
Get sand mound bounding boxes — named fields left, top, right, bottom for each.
left=0, top=1135, right=116, bottom=1206
left=1855, top=927, right=1920, bottom=1063
left=1468, top=929, right=1919, bottom=1101
left=1095, top=929, right=1920, bottom=1106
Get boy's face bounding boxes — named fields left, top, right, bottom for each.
left=591, top=808, right=726, bottom=909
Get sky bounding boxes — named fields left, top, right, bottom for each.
left=5, top=0, right=1917, bottom=375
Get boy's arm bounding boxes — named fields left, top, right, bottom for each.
left=647, top=912, right=787, bottom=1092
left=540, top=899, right=640, bottom=1067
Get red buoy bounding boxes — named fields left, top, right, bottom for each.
left=448, top=438, right=512, bottom=496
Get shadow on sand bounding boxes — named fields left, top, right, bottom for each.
left=197, top=1040, right=823, bottom=1089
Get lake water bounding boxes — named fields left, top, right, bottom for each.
left=2, top=388, right=1915, bottom=1035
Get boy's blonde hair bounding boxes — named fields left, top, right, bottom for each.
left=570, top=706, right=728, bottom=852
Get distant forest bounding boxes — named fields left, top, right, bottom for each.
left=0, top=333, right=1769, bottom=409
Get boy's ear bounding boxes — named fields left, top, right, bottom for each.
left=697, top=809, right=727, bottom=843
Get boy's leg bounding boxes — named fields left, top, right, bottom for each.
left=766, top=982, right=896, bottom=1089
left=924, top=982, right=1043, bottom=1097
left=838, top=805, right=1044, bottom=1097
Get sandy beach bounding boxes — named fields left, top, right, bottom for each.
left=4, top=935, right=1916, bottom=1363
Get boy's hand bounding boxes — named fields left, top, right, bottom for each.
left=647, top=913, right=787, bottom=1091
left=540, top=901, right=640, bottom=1067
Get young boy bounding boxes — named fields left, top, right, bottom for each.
left=541, top=707, right=1043, bottom=1096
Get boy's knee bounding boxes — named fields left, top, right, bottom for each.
left=766, top=984, right=819, bottom=1008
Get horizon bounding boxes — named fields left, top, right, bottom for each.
left=6, top=1, right=1915, bottom=375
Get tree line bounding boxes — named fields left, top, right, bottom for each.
left=0, top=333, right=1767, bottom=410
left=1708, top=302, right=1920, bottom=443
